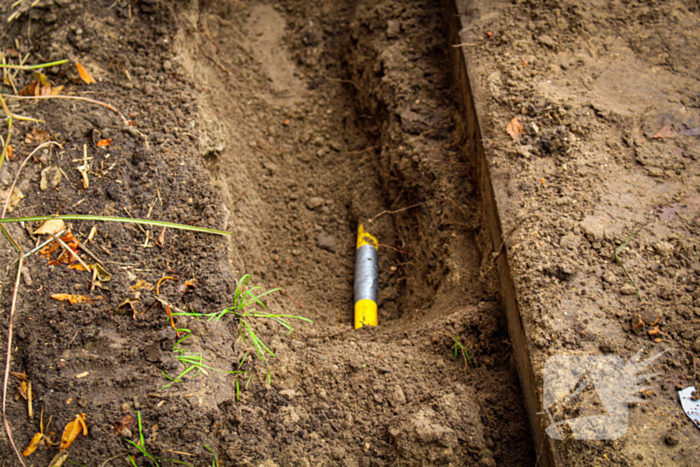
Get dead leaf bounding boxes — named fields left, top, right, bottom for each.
left=34, top=218, right=66, bottom=236
left=0, top=187, right=25, bottom=213
left=156, top=276, right=176, bottom=295
left=10, top=371, right=27, bottom=381
left=506, top=117, right=523, bottom=139
left=96, top=138, right=111, bottom=148
left=25, top=128, right=52, bottom=145
left=114, top=414, right=136, bottom=436
left=51, top=84, right=64, bottom=96
left=76, top=63, right=96, bottom=85
left=6, top=145, right=12, bottom=160
left=156, top=227, right=166, bottom=248
left=178, top=279, right=198, bottom=297
left=17, top=381, right=28, bottom=400
left=69, top=264, right=89, bottom=272
left=59, top=413, right=87, bottom=451
left=5, top=47, right=19, bottom=58
left=130, top=279, right=153, bottom=291
left=40, top=167, right=63, bottom=191
left=653, top=125, right=675, bottom=139
left=23, top=432, right=43, bottom=457
left=89, top=263, right=111, bottom=282
left=49, top=451, right=70, bottom=467
left=51, top=294, right=94, bottom=305
left=33, top=72, right=49, bottom=86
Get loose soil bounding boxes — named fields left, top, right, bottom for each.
left=454, top=0, right=700, bottom=465
left=0, top=0, right=534, bottom=466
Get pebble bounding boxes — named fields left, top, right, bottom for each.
left=162, top=60, right=172, bottom=71
left=602, top=270, right=617, bottom=284
left=639, top=308, right=662, bottom=325
left=559, top=233, right=579, bottom=249
left=537, top=34, right=557, bottom=48
left=665, top=430, right=679, bottom=446
left=386, top=20, right=400, bottom=38
left=620, top=284, right=636, bottom=295
left=316, top=231, right=337, bottom=252
left=654, top=241, right=674, bottom=257
left=21, top=267, right=32, bottom=287
left=279, top=389, right=297, bottom=400
left=306, top=197, right=324, bottom=210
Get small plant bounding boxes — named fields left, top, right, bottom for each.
left=126, top=411, right=160, bottom=467
left=174, top=274, right=312, bottom=385
left=126, top=412, right=221, bottom=467
left=447, top=335, right=473, bottom=375
left=162, top=329, right=245, bottom=390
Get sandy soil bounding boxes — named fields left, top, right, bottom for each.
left=454, top=0, right=700, bottom=465
left=1, top=0, right=697, bottom=466
left=0, top=0, right=534, bottom=466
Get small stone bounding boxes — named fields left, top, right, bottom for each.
left=654, top=241, right=674, bottom=257
left=536, top=34, right=557, bottom=48
left=306, top=197, right=324, bottom=210
left=386, top=20, right=400, bottom=38
left=263, top=161, right=278, bottom=174
left=133, top=396, right=140, bottom=410
left=620, top=284, right=636, bottom=295
left=580, top=216, right=605, bottom=241
left=21, top=267, right=32, bottom=287
left=162, top=60, right=173, bottom=71
left=317, top=232, right=337, bottom=253
left=279, top=389, right=297, bottom=400
left=665, top=430, right=679, bottom=446
left=40, top=166, right=62, bottom=191
left=639, top=308, right=662, bottom=325
left=599, top=341, right=615, bottom=353
left=559, top=233, right=579, bottom=250
left=386, top=386, right=406, bottom=408
left=602, top=271, right=617, bottom=285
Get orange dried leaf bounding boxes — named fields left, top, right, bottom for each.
left=17, top=381, right=28, bottom=400
left=652, top=125, right=675, bottom=139
left=51, top=294, right=90, bottom=305
left=114, top=414, right=136, bottom=436
left=76, top=63, right=96, bottom=85
left=69, top=264, right=89, bottom=272
left=156, top=227, right=166, bottom=248
left=6, top=145, right=12, bottom=160
left=506, top=118, right=523, bottom=139
left=23, top=432, right=43, bottom=457
left=59, top=413, right=87, bottom=451
left=51, top=84, right=64, bottom=96
left=130, top=279, right=154, bottom=291
left=96, top=138, right=111, bottom=148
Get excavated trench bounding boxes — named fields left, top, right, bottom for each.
left=179, top=0, right=536, bottom=465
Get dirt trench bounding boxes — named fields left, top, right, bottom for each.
left=175, top=0, right=535, bottom=465
left=0, top=0, right=535, bottom=465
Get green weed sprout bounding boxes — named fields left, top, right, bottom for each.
left=162, top=329, right=245, bottom=390
left=448, top=335, right=473, bottom=375
left=174, top=274, right=312, bottom=385
left=126, top=412, right=220, bottom=467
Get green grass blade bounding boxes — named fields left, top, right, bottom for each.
left=0, top=59, right=69, bottom=70
left=0, top=214, right=231, bottom=235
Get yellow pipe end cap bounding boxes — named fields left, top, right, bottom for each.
left=354, top=299, right=378, bottom=329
